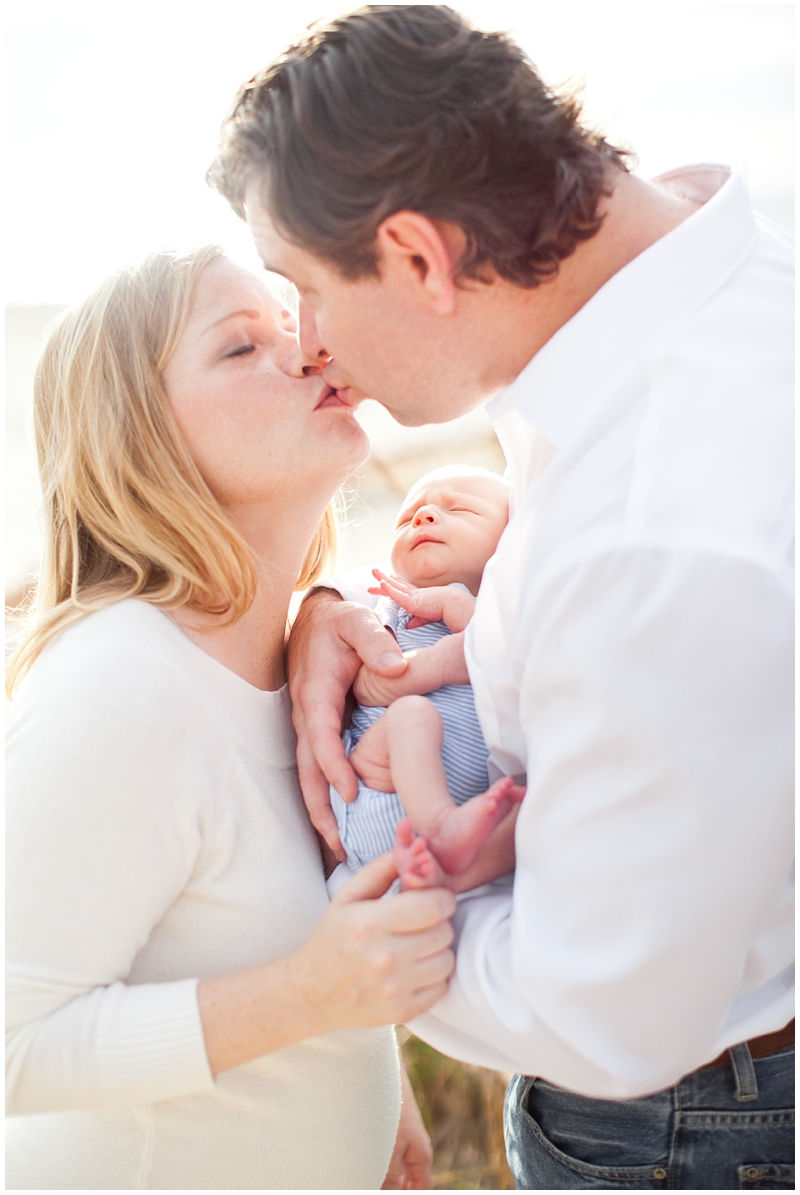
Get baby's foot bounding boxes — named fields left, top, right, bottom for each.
left=393, top=819, right=449, bottom=890
left=425, top=777, right=526, bottom=875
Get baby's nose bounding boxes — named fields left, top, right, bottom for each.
left=413, top=508, right=436, bottom=526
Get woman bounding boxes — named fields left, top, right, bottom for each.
left=5, top=246, right=454, bottom=1189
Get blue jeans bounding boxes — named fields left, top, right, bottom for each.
left=505, top=1044, right=794, bottom=1189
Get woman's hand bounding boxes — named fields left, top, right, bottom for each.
left=289, top=853, right=455, bottom=1030
left=382, top=1066, right=434, bottom=1189
left=198, top=852, right=455, bottom=1076
left=369, top=569, right=476, bottom=633
left=287, top=590, right=408, bottom=851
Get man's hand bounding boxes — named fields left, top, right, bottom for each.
left=353, top=633, right=470, bottom=708
left=369, top=569, right=476, bottom=633
left=382, top=1066, right=434, bottom=1189
left=287, top=589, right=408, bottom=854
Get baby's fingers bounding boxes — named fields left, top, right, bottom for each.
left=382, top=583, right=424, bottom=614
left=373, top=570, right=418, bottom=597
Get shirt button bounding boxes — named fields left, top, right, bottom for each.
left=745, top=1168, right=760, bottom=1180
left=653, top=1168, right=667, bottom=1180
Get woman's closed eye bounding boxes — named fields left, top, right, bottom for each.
left=226, top=343, right=256, bottom=359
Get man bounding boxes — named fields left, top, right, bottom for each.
left=209, top=6, right=794, bottom=1188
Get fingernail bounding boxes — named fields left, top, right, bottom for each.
left=377, top=652, right=402, bottom=669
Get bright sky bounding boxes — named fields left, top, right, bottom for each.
left=6, top=2, right=794, bottom=305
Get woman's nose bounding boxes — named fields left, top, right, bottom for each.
left=298, top=299, right=332, bottom=368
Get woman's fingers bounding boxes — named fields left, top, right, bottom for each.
left=383, top=890, right=457, bottom=937
left=403, top=979, right=452, bottom=1019
left=408, top=943, right=456, bottom=989
left=335, top=853, right=456, bottom=924
left=333, top=848, right=399, bottom=901
left=304, top=857, right=456, bottom=1023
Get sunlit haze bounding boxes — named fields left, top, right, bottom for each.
left=4, top=2, right=795, bottom=598
left=6, top=1, right=794, bottom=305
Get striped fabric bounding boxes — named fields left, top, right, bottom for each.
left=331, top=590, right=491, bottom=869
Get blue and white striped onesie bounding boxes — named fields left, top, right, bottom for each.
left=331, top=587, right=490, bottom=870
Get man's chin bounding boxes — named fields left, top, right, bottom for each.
left=379, top=392, right=487, bottom=427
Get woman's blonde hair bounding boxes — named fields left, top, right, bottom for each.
left=6, top=246, right=338, bottom=698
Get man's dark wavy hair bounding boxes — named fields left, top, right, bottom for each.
left=209, top=5, right=630, bottom=287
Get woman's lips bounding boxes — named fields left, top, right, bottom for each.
left=315, top=386, right=350, bottom=409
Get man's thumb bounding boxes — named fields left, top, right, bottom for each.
left=355, top=617, right=408, bottom=676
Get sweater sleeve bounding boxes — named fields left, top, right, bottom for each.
left=6, top=621, right=216, bottom=1114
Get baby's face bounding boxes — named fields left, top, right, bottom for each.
left=390, top=473, right=510, bottom=594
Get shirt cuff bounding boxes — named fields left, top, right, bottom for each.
left=97, top=978, right=214, bottom=1104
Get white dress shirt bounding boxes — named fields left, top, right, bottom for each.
left=408, top=166, right=794, bottom=1098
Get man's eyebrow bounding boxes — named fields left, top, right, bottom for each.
left=201, top=309, right=262, bottom=336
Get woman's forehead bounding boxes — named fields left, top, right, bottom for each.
left=191, top=257, right=284, bottom=323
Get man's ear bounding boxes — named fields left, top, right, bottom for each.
left=375, top=211, right=461, bottom=313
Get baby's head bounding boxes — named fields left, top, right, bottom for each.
left=390, top=466, right=510, bottom=594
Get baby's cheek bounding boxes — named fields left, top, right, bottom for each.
left=389, top=540, right=410, bottom=579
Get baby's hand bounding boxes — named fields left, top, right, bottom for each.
left=368, top=570, right=475, bottom=634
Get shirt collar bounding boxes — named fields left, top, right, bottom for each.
left=486, top=165, right=759, bottom=450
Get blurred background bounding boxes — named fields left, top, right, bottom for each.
left=4, top=4, right=794, bottom=1185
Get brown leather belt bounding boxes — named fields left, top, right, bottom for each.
left=697, top=1018, right=794, bottom=1071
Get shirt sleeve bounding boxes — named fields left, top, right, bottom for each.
left=411, top=547, right=794, bottom=1097
left=314, top=560, right=392, bottom=607
left=6, top=632, right=216, bottom=1114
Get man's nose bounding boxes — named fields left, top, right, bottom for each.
left=298, top=299, right=332, bottom=368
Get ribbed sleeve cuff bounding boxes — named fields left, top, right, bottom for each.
left=96, top=979, right=214, bottom=1104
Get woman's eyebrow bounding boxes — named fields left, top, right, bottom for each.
left=201, top=308, right=262, bottom=337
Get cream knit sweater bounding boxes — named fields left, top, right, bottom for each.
left=6, top=599, right=400, bottom=1190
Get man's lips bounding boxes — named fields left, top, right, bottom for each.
left=320, top=376, right=369, bottom=404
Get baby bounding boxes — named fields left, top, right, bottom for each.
left=330, top=465, right=525, bottom=891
